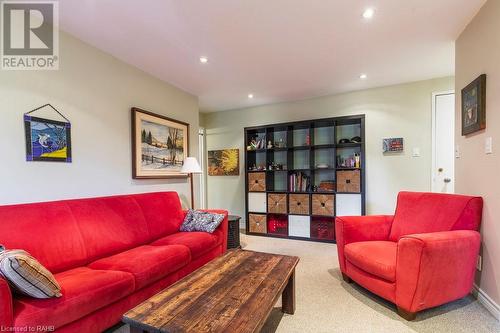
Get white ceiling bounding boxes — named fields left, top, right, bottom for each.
left=58, top=0, right=485, bottom=112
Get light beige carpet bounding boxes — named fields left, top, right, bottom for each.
left=117, top=233, right=499, bottom=333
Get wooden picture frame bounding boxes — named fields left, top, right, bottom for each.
left=462, top=74, right=486, bottom=136
left=131, top=107, right=189, bottom=179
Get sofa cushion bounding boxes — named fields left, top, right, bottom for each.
left=66, top=196, right=151, bottom=262
left=0, top=202, right=87, bottom=273
left=13, top=267, right=135, bottom=330
left=133, top=192, right=185, bottom=241
left=0, top=249, right=62, bottom=298
left=151, top=231, right=222, bottom=259
left=344, top=241, right=397, bottom=282
left=180, top=210, right=225, bottom=233
left=88, top=245, right=190, bottom=290
left=389, top=192, right=483, bottom=241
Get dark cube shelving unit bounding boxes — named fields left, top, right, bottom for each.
left=244, top=115, right=366, bottom=243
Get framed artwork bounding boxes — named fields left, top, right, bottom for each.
left=131, top=107, right=189, bottom=179
left=382, top=138, right=403, bottom=153
left=208, top=149, right=239, bottom=176
left=24, top=115, right=72, bottom=162
left=462, top=74, right=486, bottom=136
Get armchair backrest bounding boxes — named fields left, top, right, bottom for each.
left=389, top=191, right=483, bottom=241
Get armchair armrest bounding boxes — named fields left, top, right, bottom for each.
left=335, top=215, right=393, bottom=273
left=396, top=230, right=480, bottom=313
left=0, top=276, right=13, bottom=328
left=183, top=209, right=229, bottom=252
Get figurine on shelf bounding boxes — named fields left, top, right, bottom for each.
left=305, top=134, right=310, bottom=146
left=248, top=138, right=258, bottom=151
left=267, top=140, right=273, bottom=149
left=355, top=153, right=361, bottom=168
left=275, top=138, right=286, bottom=148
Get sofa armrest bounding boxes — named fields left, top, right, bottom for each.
left=396, top=230, right=480, bottom=312
left=335, top=215, right=393, bottom=273
left=185, top=209, right=229, bottom=252
left=0, top=276, right=13, bottom=328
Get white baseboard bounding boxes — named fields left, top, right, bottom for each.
left=472, top=284, right=500, bottom=321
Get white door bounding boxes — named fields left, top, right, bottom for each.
left=432, top=92, right=455, bottom=193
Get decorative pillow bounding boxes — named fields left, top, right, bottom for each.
left=180, top=210, right=225, bottom=233
left=0, top=247, right=62, bottom=299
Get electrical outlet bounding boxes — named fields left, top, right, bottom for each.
left=476, top=255, right=482, bottom=271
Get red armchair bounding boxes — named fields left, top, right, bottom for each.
left=336, top=191, right=483, bottom=320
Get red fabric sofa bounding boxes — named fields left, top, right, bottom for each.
left=0, top=192, right=228, bottom=332
left=336, top=191, right=483, bottom=320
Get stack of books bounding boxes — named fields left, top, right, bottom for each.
left=289, top=172, right=310, bottom=192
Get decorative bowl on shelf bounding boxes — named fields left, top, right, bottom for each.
left=316, top=163, right=329, bottom=169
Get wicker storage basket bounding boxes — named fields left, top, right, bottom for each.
left=311, top=194, right=335, bottom=216
left=248, top=172, right=266, bottom=192
left=289, top=194, right=310, bottom=215
left=248, top=214, right=266, bottom=233
left=267, top=193, right=287, bottom=214
left=336, top=170, right=361, bottom=193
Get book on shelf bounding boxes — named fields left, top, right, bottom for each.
left=289, top=172, right=310, bottom=192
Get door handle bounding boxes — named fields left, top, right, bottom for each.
left=444, top=178, right=451, bottom=183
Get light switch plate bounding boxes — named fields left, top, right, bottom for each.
left=412, top=148, right=420, bottom=157
left=455, top=145, right=460, bottom=158
left=485, top=137, right=493, bottom=154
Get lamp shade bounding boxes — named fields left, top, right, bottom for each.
left=181, top=157, right=202, bottom=174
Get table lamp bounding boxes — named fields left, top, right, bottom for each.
left=181, top=157, right=202, bottom=209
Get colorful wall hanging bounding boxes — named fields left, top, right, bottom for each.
left=382, top=138, right=404, bottom=153
left=24, top=104, right=72, bottom=163
left=208, top=149, right=240, bottom=176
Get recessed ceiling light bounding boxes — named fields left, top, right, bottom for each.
left=248, top=94, right=254, bottom=99
left=199, top=56, right=208, bottom=64
left=359, top=74, right=368, bottom=79
left=362, top=8, right=375, bottom=19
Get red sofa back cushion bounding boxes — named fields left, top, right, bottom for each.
left=0, top=192, right=184, bottom=273
left=389, top=191, right=483, bottom=241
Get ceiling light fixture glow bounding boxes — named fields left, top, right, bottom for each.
left=248, top=94, right=254, bottom=99
left=362, top=8, right=375, bottom=19
left=359, top=74, right=368, bottom=79
left=199, top=56, right=208, bottom=64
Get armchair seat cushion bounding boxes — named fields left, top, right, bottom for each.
left=13, top=267, right=135, bottom=330
left=344, top=241, right=397, bottom=282
left=88, top=245, right=190, bottom=290
left=151, top=231, right=222, bottom=259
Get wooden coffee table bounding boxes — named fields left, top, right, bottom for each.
left=123, top=249, right=299, bottom=333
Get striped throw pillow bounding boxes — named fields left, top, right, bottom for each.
left=0, top=248, right=62, bottom=299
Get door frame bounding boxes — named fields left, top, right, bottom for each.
left=431, top=90, right=455, bottom=192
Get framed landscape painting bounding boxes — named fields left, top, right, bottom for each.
left=132, top=107, right=189, bottom=179
left=208, top=149, right=240, bottom=176
left=24, top=115, right=72, bottom=162
left=462, top=74, right=486, bottom=136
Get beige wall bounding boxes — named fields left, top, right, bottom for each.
left=203, top=77, right=454, bottom=225
left=455, top=0, right=500, bottom=308
left=0, top=31, right=200, bottom=207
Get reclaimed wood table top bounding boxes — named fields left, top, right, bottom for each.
left=123, top=249, right=299, bottom=333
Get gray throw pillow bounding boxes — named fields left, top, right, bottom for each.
left=180, top=210, right=225, bottom=233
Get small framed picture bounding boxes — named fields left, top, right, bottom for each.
left=208, top=149, right=240, bottom=176
left=462, top=74, right=486, bottom=136
left=383, top=138, right=404, bottom=153
left=24, top=115, right=72, bottom=162
left=131, top=107, right=189, bottom=179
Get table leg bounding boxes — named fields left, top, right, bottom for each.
left=282, top=269, right=295, bottom=314
left=129, top=326, right=147, bottom=333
